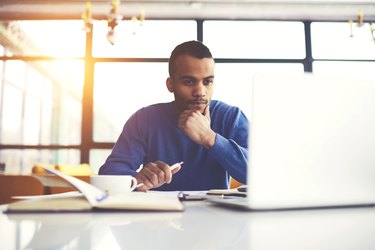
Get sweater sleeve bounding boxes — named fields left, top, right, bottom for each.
left=208, top=107, right=249, bottom=184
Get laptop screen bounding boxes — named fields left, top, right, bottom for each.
left=247, top=72, right=375, bottom=209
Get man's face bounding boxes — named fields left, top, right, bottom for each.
left=167, top=54, right=215, bottom=114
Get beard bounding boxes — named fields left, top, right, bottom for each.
left=185, top=99, right=209, bottom=114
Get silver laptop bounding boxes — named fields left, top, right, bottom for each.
left=209, top=72, right=375, bottom=210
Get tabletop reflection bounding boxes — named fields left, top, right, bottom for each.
left=2, top=202, right=375, bottom=250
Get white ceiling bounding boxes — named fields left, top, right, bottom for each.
left=0, top=0, right=374, bottom=21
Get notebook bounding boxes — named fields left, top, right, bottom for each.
left=5, top=167, right=184, bottom=212
left=209, top=72, right=375, bottom=210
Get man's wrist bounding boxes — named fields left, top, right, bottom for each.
left=204, top=131, right=216, bottom=149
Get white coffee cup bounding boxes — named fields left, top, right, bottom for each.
left=90, top=175, right=138, bottom=195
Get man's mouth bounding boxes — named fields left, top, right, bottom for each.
left=187, top=100, right=208, bottom=110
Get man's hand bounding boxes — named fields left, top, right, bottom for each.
left=178, top=105, right=216, bottom=149
left=135, top=160, right=182, bottom=192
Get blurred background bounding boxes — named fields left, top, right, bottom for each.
left=0, top=0, right=374, bottom=174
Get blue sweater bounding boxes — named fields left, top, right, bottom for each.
left=99, top=100, right=249, bottom=191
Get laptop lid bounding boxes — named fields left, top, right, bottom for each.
left=247, top=72, right=375, bottom=210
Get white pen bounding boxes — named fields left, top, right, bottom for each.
left=170, top=161, right=184, bottom=171
left=136, top=161, right=183, bottom=188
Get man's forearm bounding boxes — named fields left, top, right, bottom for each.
left=208, top=134, right=248, bottom=183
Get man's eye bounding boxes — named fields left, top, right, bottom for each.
left=204, top=79, right=214, bottom=85
left=183, top=79, right=194, bottom=85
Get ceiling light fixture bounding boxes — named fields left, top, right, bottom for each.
left=131, top=9, right=146, bottom=35
left=348, top=9, right=374, bottom=43
left=81, top=1, right=93, bottom=32
left=107, top=0, right=123, bottom=45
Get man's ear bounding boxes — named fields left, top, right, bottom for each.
left=166, top=77, right=174, bottom=93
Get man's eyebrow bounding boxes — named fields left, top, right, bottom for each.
left=179, top=75, right=196, bottom=80
left=178, top=75, right=214, bottom=80
left=204, top=75, right=215, bottom=79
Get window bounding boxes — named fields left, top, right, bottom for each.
left=0, top=21, right=85, bottom=170
left=1, top=19, right=374, bottom=174
left=0, top=60, right=84, bottom=145
left=0, top=149, right=80, bottom=174
left=204, top=21, right=306, bottom=59
left=94, top=62, right=171, bottom=142
left=313, top=61, right=375, bottom=81
left=311, top=22, right=375, bottom=60
left=92, top=20, right=197, bottom=58
left=3, top=20, right=85, bottom=57
left=311, top=22, right=375, bottom=82
left=1, top=83, right=23, bottom=144
left=214, top=63, right=304, bottom=119
left=90, top=149, right=111, bottom=174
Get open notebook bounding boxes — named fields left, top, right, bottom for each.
left=209, top=72, right=375, bottom=210
left=5, top=167, right=184, bottom=212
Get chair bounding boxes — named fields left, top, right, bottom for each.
left=0, top=175, right=44, bottom=204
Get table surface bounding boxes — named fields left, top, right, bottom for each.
left=1, top=200, right=375, bottom=250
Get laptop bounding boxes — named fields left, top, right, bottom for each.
left=209, top=72, right=375, bottom=210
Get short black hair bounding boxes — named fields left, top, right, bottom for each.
left=168, top=40, right=213, bottom=77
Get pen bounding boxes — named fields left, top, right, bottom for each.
left=136, top=161, right=183, bottom=188
left=170, top=161, right=184, bottom=171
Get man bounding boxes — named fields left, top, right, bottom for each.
left=99, top=40, right=248, bottom=191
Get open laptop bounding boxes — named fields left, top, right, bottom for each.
left=209, top=72, right=375, bottom=210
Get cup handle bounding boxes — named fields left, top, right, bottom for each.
left=130, top=176, right=138, bottom=191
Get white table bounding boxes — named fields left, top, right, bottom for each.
left=1, top=201, right=375, bottom=250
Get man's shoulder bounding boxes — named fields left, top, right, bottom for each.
left=138, top=102, right=173, bottom=113
left=211, top=100, right=248, bottom=121
left=211, top=100, right=241, bottom=112
left=131, top=102, right=175, bottom=122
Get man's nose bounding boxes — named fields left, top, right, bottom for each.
left=193, top=82, right=206, bottom=97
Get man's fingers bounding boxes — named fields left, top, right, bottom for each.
left=204, top=105, right=211, bottom=124
left=136, top=161, right=171, bottom=188
left=135, top=175, right=152, bottom=191
left=156, top=161, right=176, bottom=184
left=204, top=104, right=210, bottom=117
left=136, top=182, right=149, bottom=192
left=135, top=161, right=181, bottom=190
left=143, top=165, right=165, bottom=186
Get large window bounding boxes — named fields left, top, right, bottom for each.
left=311, top=22, right=375, bottom=60
left=214, top=63, right=304, bottom=119
left=3, top=20, right=86, bottom=57
left=1, top=60, right=84, bottom=145
left=311, top=22, right=375, bottom=82
left=204, top=21, right=306, bottom=59
left=0, top=21, right=84, bottom=173
left=92, top=20, right=197, bottom=58
left=93, top=62, right=171, bottom=142
left=0, top=19, right=374, bottom=174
